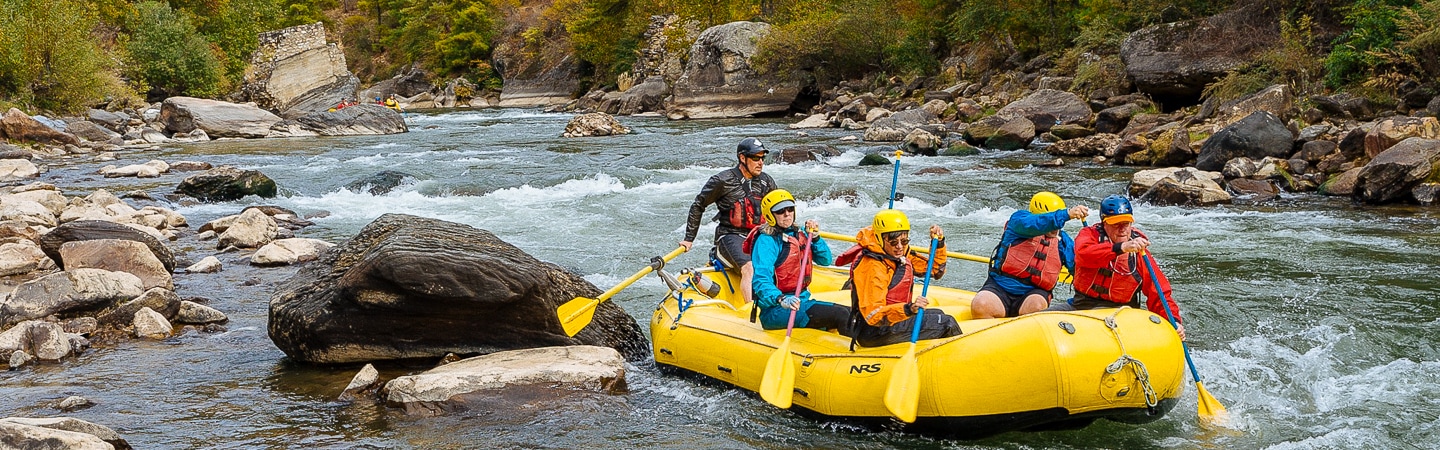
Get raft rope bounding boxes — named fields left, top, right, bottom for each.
left=1103, top=309, right=1159, bottom=410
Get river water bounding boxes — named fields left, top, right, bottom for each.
left=2, top=109, right=1438, bottom=449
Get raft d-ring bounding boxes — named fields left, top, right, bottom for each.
left=1149, top=315, right=1162, bottom=324
left=1058, top=321, right=1076, bottom=334
left=1104, top=315, right=1118, bottom=330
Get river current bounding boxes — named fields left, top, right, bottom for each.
left=2, top=109, right=1438, bottom=449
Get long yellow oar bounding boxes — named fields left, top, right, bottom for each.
left=816, top=230, right=1074, bottom=282
left=883, top=236, right=939, bottom=423
left=558, top=246, right=686, bottom=337
left=759, top=232, right=814, bottom=408
left=816, top=230, right=989, bottom=264
left=1141, top=251, right=1231, bottom=428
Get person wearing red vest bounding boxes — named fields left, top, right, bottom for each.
left=971, top=192, right=1089, bottom=319
left=844, top=209, right=961, bottom=347
left=1060, top=195, right=1185, bottom=340
left=680, top=137, right=776, bottom=305
left=748, top=190, right=851, bottom=333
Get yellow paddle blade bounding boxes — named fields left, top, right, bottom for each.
left=759, top=338, right=796, bottom=409
left=556, top=297, right=599, bottom=337
left=883, top=344, right=921, bottom=423
left=1195, top=381, right=1233, bottom=429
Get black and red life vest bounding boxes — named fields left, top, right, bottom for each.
left=1073, top=225, right=1148, bottom=303
left=994, top=222, right=1064, bottom=290
left=726, top=192, right=764, bottom=230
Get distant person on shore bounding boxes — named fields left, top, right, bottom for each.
left=841, top=209, right=961, bottom=347
left=1049, top=195, right=1185, bottom=340
left=970, top=192, right=1088, bottom=319
left=747, top=189, right=851, bottom=334
left=681, top=137, right=776, bottom=305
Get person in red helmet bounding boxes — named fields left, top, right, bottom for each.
left=680, top=137, right=776, bottom=305
left=1051, top=195, right=1185, bottom=340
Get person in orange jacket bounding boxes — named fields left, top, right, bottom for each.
left=840, top=209, right=961, bottom=347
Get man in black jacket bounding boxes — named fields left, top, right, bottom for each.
left=680, top=137, right=777, bottom=304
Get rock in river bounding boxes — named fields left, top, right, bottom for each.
left=268, top=213, right=648, bottom=364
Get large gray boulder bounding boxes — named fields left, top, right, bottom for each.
left=995, top=89, right=1093, bottom=131
left=268, top=213, right=648, bottom=364
left=271, top=103, right=407, bottom=136
left=174, top=166, right=278, bottom=202
left=0, top=320, right=75, bottom=361
left=1129, top=167, right=1232, bottom=206
left=616, top=75, right=669, bottom=115
left=966, top=114, right=1035, bottom=150
left=65, top=121, right=121, bottom=144
left=668, top=21, right=802, bottom=119
left=41, top=220, right=176, bottom=272
left=1363, top=116, right=1440, bottom=158
left=1, top=269, right=145, bottom=329
left=59, top=240, right=172, bottom=291
left=1195, top=111, right=1294, bottom=171
left=383, top=345, right=626, bottom=416
left=0, top=417, right=130, bottom=450
left=1120, top=5, right=1263, bottom=101
left=1354, top=137, right=1440, bottom=204
left=1211, top=84, right=1297, bottom=127
left=0, top=419, right=115, bottom=450
left=86, top=109, right=128, bottom=132
left=864, top=109, right=941, bottom=142
left=1046, top=133, right=1122, bottom=157
left=236, top=23, right=360, bottom=118
left=159, top=97, right=283, bottom=139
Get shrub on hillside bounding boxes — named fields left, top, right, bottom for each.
left=753, top=0, right=915, bottom=86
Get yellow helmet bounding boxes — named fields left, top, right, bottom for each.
left=1028, top=191, right=1066, bottom=214
left=760, top=189, right=796, bottom=226
left=872, top=209, right=910, bottom=235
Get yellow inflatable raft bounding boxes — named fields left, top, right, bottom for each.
left=650, top=266, right=1185, bottom=438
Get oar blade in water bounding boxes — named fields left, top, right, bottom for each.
left=883, top=344, right=921, bottom=423
left=557, top=297, right=598, bottom=337
left=1196, top=381, right=1233, bottom=428
left=759, top=338, right=796, bottom=409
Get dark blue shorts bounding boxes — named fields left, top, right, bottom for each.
left=980, top=276, right=1052, bottom=317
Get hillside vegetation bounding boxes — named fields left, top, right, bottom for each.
left=1, top=0, right=1438, bottom=114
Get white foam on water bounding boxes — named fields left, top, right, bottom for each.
left=484, top=173, right=628, bottom=205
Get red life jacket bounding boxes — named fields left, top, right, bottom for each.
left=1074, top=225, right=1147, bottom=303
left=726, top=192, right=763, bottom=230
left=842, top=248, right=914, bottom=307
left=996, top=223, right=1063, bottom=290
left=743, top=228, right=812, bottom=294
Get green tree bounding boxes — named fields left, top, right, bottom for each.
left=125, top=1, right=225, bottom=97
left=0, top=0, right=123, bottom=113
left=193, top=0, right=285, bottom=87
